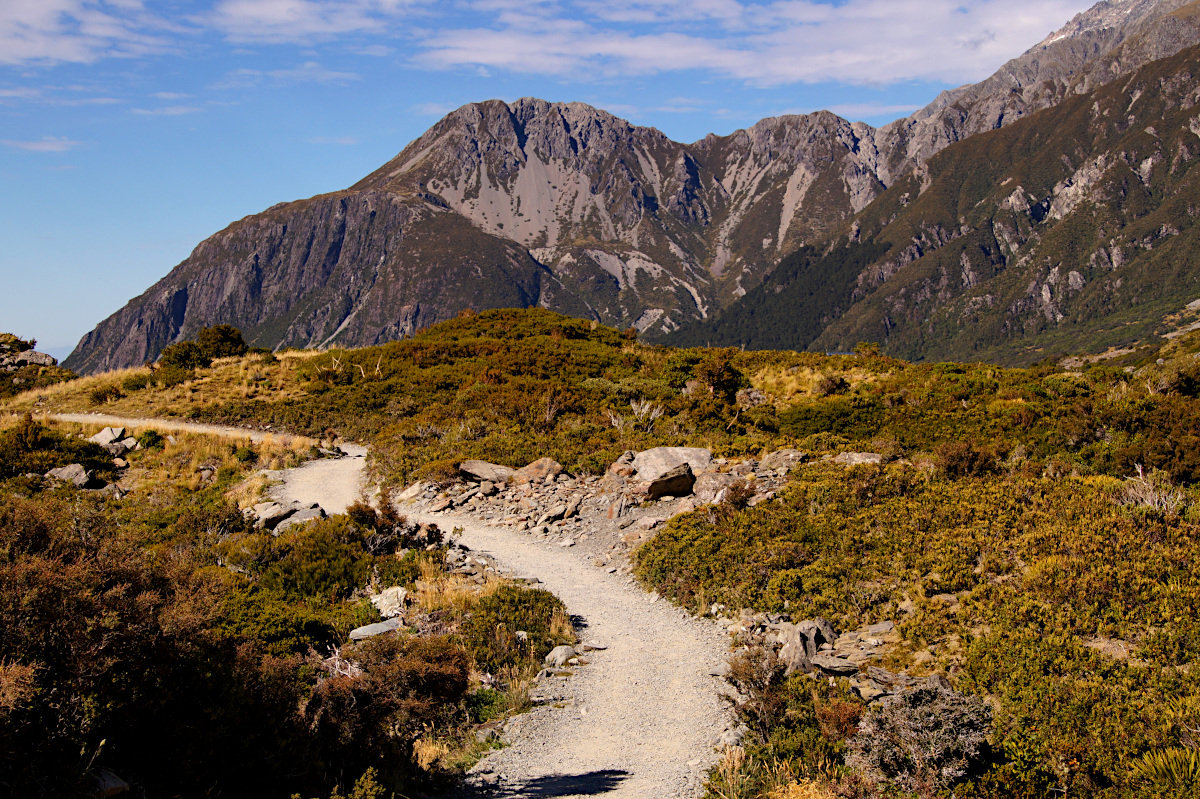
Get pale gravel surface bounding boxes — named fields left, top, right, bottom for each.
left=44, top=414, right=733, bottom=798
left=270, top=443, right=368, bottom=515
left=410, top=511, right=732, bottom=799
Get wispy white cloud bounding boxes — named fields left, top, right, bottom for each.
left=0, top=0, right=174, bottom=65
left=1, top=136, right=83, bottom=152
left=0, top=0, right=1097, bottom=93
left=0, top=87, right=42, bottom=101
left=152, top=91, right=192, bottom=100
left=131, top=105, right=203, bottom=116
left=416, top=0, right=1095, bottom=86
left=207, top=0, right=426, bottom=43
left=212, top=60, right=360, bottom=89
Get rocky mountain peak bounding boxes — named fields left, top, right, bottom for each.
left=1035, top=0, right=1191, bottom=46
left=63, top=1, right=1200, bottom=374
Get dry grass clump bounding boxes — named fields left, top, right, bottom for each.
left=413, top=558, right=505, bottom=614
left=752, top=365, right=881, bottom=406
left=413, top=737, right=451, bottom=771
left=768, top=781, right=835, bottom=799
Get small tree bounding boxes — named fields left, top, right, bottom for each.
left=197, top=324, right=249, bottom=359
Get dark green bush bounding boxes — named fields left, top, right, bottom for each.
left=156, top=365, right=195, bottom=388
left=0, top=416, right=112, bottom=480
left=197, top=324, right=249, bottom=359
left=137, top=429, right=164, bottom=449
left=160, top=341, right=211, bottom=370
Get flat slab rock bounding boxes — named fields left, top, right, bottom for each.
left=459, top=460, right=515, bottom=483
left=349, top=617, right=403, bottom=641
left=832, top=452, right=883, bottom=466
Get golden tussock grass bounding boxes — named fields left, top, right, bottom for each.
left=413, top=737, right=451, bottom=771
left=768, top=782, right=835, bottom=799
left=413, top=558, right=507, bottom=614
left=752, top=365, right=883, bottom=406
left=2, top=352, right=316, bottom=416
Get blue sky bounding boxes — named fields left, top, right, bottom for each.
left=0, top=0, right=1094, bottom=357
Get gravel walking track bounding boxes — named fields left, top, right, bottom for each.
left=46, top=413, right=733, bottom=798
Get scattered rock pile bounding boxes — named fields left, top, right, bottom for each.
left=1, top=341, right=56, bottom=384
left=716, top=607, right=915, bottom=704
left=35, top=426, right=139, bottom=496
left=88, top=426, right=141, bottom=458
left=400, top=446, right=813, bottom=567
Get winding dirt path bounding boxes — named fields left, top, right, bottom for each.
left=413, top=510, right=730, bottom=799
left=43, top=413, right=732, bottom=797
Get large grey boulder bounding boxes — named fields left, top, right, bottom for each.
left=778, top=625, right=813, bottom=674
left=90, top=768, right=130, bottom=798
left=813, top=652, right=860, bottom=676
left=536, top=504, right=569, bottom=526
left=798, top=617, right=837, bottom=655
left=632, top=447, right=712, bottom=482
left=459, top=460, right=515, bottom=484
left=370, top=586, right=408, bottom=618
left=46, top=463, right=92, bottom=488
left=646, top=463, right=695, bottom=500
left=693, top=472, right=739, bottom=505
left=544, top=645, right=577, bottom=667
left=252, top=501, right=293, bottom=529
left=88, top=427, right=126, bottom=446
left=349, top=617, right=403, bottom=641
left=2, top=350, right=58, bottom=370
left=776, top=617, right=838, bottom=675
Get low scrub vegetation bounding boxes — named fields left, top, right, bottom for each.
left=6, top=310, right=1200, bottom=797
left=0, top=413, right=572, bottom=797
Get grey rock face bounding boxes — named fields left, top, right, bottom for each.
left=0, top=347, right=57, bottom=371
left=760, top=449, right=806, bottom=473
left=513, top=458, right=563, bottom=485
left=692, top=472, right=740, bottom=505
left=46, top=463, right=92, bottom=488
left=645, top=463, right=696, bottom=501
left=88, top=427, right=126, bottom=446
left=812, top=652, right=861, bottom=676
left=544, top=645, right=576, bottom=668
left=275, top=505, right=325, bottom=532
left=833, top=452, right=884, bottom=467
left=370, top=586, right=408, bottom=618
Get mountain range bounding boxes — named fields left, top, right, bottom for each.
left=65, top=0, right=1200, bottom=373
